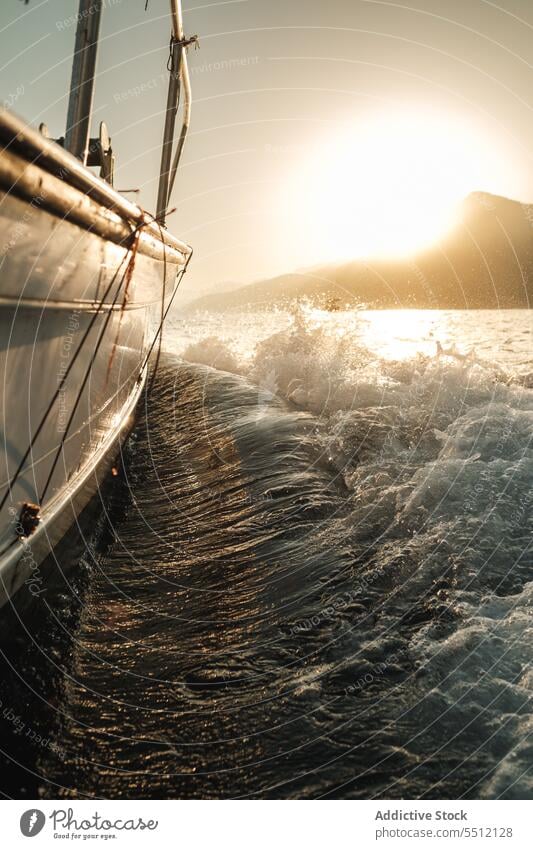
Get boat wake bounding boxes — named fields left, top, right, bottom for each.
left=20, top=307, right=533, bottom=798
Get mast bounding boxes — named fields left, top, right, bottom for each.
left=156, top=0, right=194, bottom=225
left=64, top=0, right=103, bottom=163
left=156, top=34, right=183, bottom=224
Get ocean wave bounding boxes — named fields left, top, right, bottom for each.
left=176, top=306, right=533, bottom=797
left=32, top=308, right=533, bottom=799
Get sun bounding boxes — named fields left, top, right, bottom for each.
left=279, top=107, right=519, bottom=265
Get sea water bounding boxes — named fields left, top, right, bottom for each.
left=3, top=307, right=532, bottom=799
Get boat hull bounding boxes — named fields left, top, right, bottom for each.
left=0, top=110, right=191, bottom=608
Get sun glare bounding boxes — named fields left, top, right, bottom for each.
left=280, top=108, right=518, bottom=265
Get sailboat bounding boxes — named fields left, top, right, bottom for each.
left=0, top=0, right=194, bottom=608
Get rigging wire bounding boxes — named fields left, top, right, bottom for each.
left=38, top=246, right=140, bottom=506
left=145, top=244, right=193, bottom=397
left=0, top=241, right=133, bottom=515
left=0, top=213, right=190, bottom=522
left=40, top=239, right=191, bottom=506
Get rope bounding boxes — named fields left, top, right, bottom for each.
left=40, top=238, right=191, bottom=504
left=37, top=210, right=170, bottom=505
left=167, top=34, right=199, bottom=72
left=38, top=246, right=139, bottom=505
left=2, top=211, right=191, bottom=530
left=176, top=35, right=200, bottom=50
left=146, top=220, right=168, bottom=394
left=0, top=232, right=135, bottom=515
left=105, top=224, right=142, bottom=383
left=145, top=244, right=193, bottom=396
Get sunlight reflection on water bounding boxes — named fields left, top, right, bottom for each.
left=170, top=308, right=533, bottom=372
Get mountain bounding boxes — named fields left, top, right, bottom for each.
left=187, top=192, right=533, bottom=311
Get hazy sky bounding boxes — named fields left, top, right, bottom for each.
left=2, top=0, right=533, bottom=299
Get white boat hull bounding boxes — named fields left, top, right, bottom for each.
left=0, top=109, right=191, bottom=608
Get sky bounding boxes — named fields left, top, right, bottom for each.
left=2, top=0, right=533, bottom=300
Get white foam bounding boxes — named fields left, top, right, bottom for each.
left=170, top=306, right=533, bottom=794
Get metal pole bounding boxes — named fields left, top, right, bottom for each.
left=166, top=47, right=192, bottom=204
left=156, top=0, right=194, bottom=224
left=64, top=0, right=103, bottom=163
left=155, top=39, right=183, bottom=224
